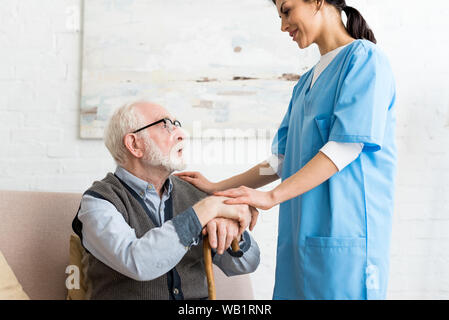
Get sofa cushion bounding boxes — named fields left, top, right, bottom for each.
left=0, top=250, right=30, bottom=300
left=0, top=190, right=82, bottom=300
left=66, top=234, right=89, bottom=300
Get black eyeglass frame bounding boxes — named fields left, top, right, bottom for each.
left=132, top=118, right=182, bottom=134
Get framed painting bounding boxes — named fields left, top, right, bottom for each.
left=80, top=0, right=318, bottom=139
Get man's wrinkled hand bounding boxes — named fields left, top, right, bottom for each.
left=202, top=218, right=239, bottom=255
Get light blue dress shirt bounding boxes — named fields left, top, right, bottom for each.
left=78, top=166, right=260, bottom=282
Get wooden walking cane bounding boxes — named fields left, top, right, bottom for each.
left=203, top=236, right=241, bottom=300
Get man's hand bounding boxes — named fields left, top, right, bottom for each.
left=202, top=218, right=240, bottom=255
left=193, top=196, right=259, bottom=235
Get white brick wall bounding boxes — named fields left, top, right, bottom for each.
left=1, top=0, right=448, bottom=299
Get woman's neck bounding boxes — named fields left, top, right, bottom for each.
left=315, top=13, right=355, bottom=55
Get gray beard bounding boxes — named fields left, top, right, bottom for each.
left=142, top=136, right=187, bottom=173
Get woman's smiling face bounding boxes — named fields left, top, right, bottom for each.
left=275, top=0, right=322, bottom=49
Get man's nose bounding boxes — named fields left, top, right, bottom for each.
left=174, top=127, right=186, bottom=141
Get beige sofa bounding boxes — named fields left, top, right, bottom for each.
left=0, top=190, right=254, bottom=300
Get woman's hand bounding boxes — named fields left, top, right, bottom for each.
left=174, top=171, right=218, bottom=194
left=214, top=186, right=277, bottom=211
left=193, top=196, right=259, bottom=234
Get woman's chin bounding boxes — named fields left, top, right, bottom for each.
left=297, top=39, right=312, bottom=49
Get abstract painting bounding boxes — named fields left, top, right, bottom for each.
left=80, top=0, right=319, bottom=139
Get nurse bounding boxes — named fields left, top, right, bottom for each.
left=176, top=0, right=396, bottom=300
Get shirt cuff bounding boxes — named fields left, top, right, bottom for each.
left=171, top=207, right=203, bottom=248
left=225, top=231, right=251, bottom=258
left=320, top=141, right=364, bottom=171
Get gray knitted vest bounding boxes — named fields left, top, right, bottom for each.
left=74, top=173, right=209, bottom=300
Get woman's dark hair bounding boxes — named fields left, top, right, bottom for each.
left=272, top=0, right=377, bottom=44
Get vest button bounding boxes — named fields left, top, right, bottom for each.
left=173, top=288, right=179, bottom=295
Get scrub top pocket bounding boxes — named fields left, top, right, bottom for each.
left=314, top=115, right=334, bottom=145
left=300, top=115, right=333, bottom=167
left=309, top=115, right=334, bottom=159
left=304, top=236, right=366, bottom=300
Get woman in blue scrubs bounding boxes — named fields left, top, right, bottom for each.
left=176, top=0, right=396, bottom=300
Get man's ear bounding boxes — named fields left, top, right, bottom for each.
left=123, top=133, right=144, bottom=159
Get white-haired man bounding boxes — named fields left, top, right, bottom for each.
left=72, top=101, right=260, bottom=300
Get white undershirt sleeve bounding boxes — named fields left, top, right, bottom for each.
left=266, top=141, right=363, bottom=176
left=320, top=141, right=364, bottom=171
left=266, top=154, right=284, bottom=178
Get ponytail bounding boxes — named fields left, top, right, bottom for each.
left=341, top=5, right=377, bottom=44
left=271, top=0, right=377, bottom=44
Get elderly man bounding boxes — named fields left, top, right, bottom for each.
left=72, top=101, right=260, bottom=300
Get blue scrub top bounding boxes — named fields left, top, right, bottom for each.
left=271, top=40, right=397, bottom=300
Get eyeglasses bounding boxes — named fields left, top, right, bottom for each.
left=132, top=118, right=182, bottom=134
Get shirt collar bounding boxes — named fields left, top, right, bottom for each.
left=114, top=166, right=173, bottom=199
